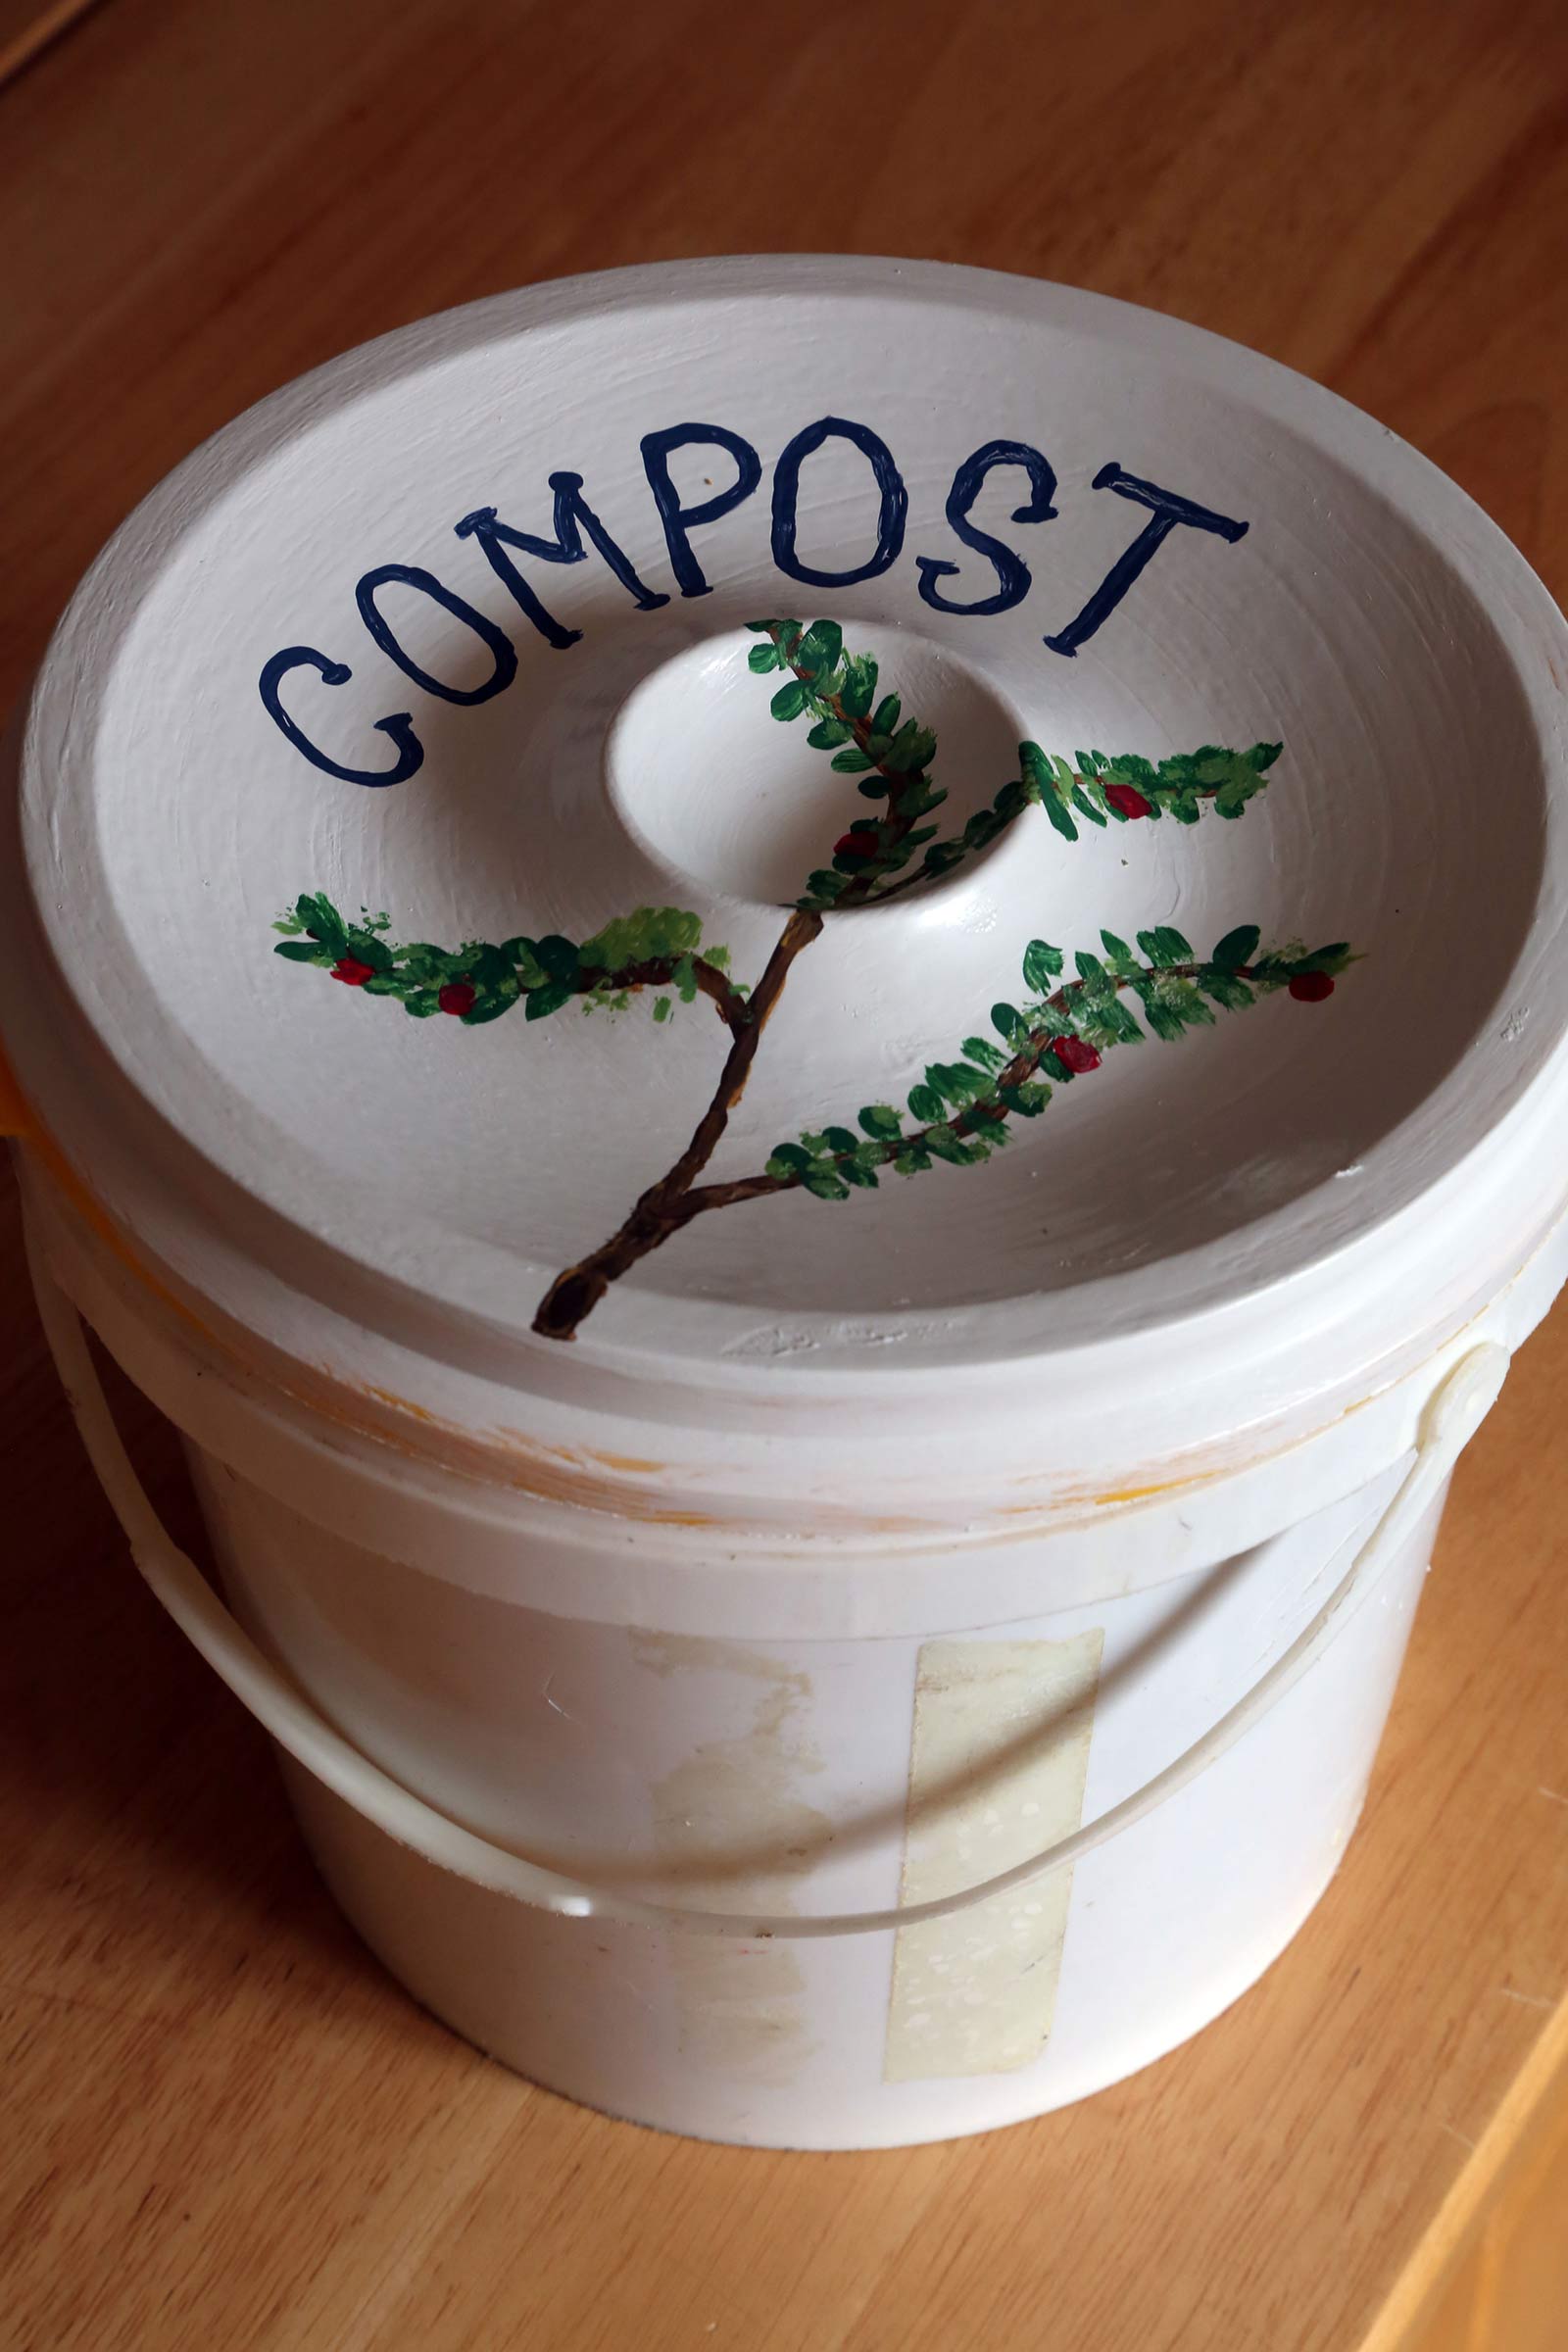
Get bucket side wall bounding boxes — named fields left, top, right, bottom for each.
left=189, top=1446, right=1441, bottom=2145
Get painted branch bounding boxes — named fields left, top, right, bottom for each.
left=590, top=955, right=748, bottom=1033
left=765, top=623, right=935, bottom=901
left=864, top=775, right=1247, bottom=907
left=532, top=910, right=822, bottom=1340
left=669, top=958, right=1265, bottom=1219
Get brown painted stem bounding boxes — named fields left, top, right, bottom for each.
left=631, top=957, right=1264, bottom=1221
left=532, top=909, right=822, bottom=1340
left=765, top=622, right=938, bottom=905
left=595, top=955, right=749, bottom=1033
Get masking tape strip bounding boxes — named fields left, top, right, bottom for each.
left=885, top=1632, right=1104, bottom=2082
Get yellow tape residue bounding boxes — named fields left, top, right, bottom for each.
left=885, top=1632, right=1103, bottom=2083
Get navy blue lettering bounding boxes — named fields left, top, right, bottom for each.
left=641, top=422, right=762, bottom=599
left=1045, top=464, right=1249, bottom=657
left=258, top=646, right=424, bottom=786
left=915, top=439, right=1058, bottom=616
left=771, top=416, right=908, bottom=589
left=354, top=565, right=517, bottom=704
left=456, top=475, right=668, bottom=648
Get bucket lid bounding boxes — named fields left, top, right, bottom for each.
left=7, top=258, right=1568, bottom=1531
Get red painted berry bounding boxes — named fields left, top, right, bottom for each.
left=834, top=830, right=880, bottom=859
left=1050, top=1035, right=1102, bottom=1074
left=1104, top=781, right=1154, bottom=820
left=330, top=957, right=375, bottom=986
left=1289, top=971, right=1335, bottom=1003
left=439, top=980, right=477, bottom=1016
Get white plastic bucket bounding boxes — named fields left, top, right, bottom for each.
left=13, top=1164, right=1535, bottom=2146
left=7, top=261, right=1568, bottom=2148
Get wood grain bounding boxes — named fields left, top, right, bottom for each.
left=3, top=3, right=1568, bottom=2346
left=0, top=0, right=104, bottom=92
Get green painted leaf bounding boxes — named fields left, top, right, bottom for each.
left=462, top=994, right=514, bottom=1025
left=500, top=936, right=547, bottom=987
left=767, top=1143, right=813, bottom=1176
left=884, top=721, right=937, bottom=774
left=274, top=939, right=328, bottom=963
left=652, top=995, right=671, bottom=1022
left=839, top=656, right=877, bottom=718
left=798, top=618, right=843, bottom=674
left=467, top=942, right=516, bottom=990
left=1212, top=923, right=1261, bottom=970
left=1100, top=930, right=1138, bottom=971
left=1041, top=789, right=1079, bottom=843
left=1022, top=938, right=1064, bottom=991
left=1136, top=926, right=1193, bottom=968
left=925, top=1127, right=979, bottom=1167
left=808, top=716, right=852, bottom=749
left=748, top=644, right=780, bottom=672
left=858, top=1104, right=903, bottom=1140
left=1200, top=969, right=1254, bottom=1011
left=296, top=892, right=347, bottom=949
left=870, top=694, right=901, bottom=736
left=770, top=679, right=808, bottom=721
left=1294, top=941, right=1352, bottom=974
left=523, top=979, right=574, bottom=1021
left=746, top=618, right=778, bottom=633
left=906, top=1082, right=944, bottom=1125
left=838, top=1159, right=879, bottom=1189
left=344, top=929, right=394, bottom=974
left=802, top=1168, right=852, bottom=1201
left=831, top=746, right=875, bottom=772
left=999, top=1081, right=1052, bottom=1117
left=1142, top=999, right=1187, bottom=1043
left=532, top=933, right=580, bottom=984
left=962, top=1036, right=1005, bottom=1071
left=822, top=1124, right=859, bottom=1155
left=403, top=991, right=442, bottom=1017
left=992, top=1002, right=1028, bottom=1044
left=927, top=1061, right=989, bottom=1106
left=897, top=782, right=941, bottom=819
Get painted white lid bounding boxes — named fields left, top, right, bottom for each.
left=7, top=258, right=1568, bottom=1529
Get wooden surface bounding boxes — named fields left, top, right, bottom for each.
left=3, top=2, right=1568, bottom=2346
